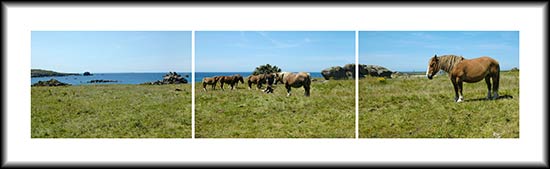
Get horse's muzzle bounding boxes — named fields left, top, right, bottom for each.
left=427, top=75, right=433, bottom=80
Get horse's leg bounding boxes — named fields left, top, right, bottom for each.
left=203, top=83, right=207, bottom=92
left=304, top=85, right=310, bottom=97
left=231, top=83, right=235, bottom=90
left=457, top=79, right=464, bottom=102
left=492, top=71, right=500, bottom=100
left=305, top=76, right=311, bottom=97
left=220, top=82, right=225, bottom=91
left=248, top=81, right=252, bottom=90
left=451, top=77, right=459, bottom=102
left=286, top=84, right=291, bottom=97
left=485, top=76, right=492, bottom=99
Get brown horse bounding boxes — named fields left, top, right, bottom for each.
left=426, top=54, right=500, bottom=102
left=263, top=73, right=276, bottom=93
left=274, top=72, right=292, bottom=85
left=202, top=77, right=219, bottom=91
left=247, top=74, right=267, bottom=90
left=276, top=72, right=311, bottom=97
left=219, top=74, right=244, bottom=90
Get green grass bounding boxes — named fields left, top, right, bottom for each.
left=195, top=78, right=355, bottom=138
left=32, top=71, right=516, bottom=138
left=359, top=71, right=519, bottom=138
left=31, top=84, right=192, bottom=138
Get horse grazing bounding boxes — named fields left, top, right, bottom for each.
left=276, top=72, right=311, bottom=97
left=247, top=74, right=267, bottom=90
left=274, top=72, right=292, bottom=85
left=426, top=54, right=500, bottom=102
left=202, top=77, right=219, bottom=91
left=263, top=73, right=276, bottom=94
left=219, top=74, right=244, bottom=90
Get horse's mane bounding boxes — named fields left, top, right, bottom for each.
left=437, top=55, right=465, bottom=73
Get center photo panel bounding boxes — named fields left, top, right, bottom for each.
left=194, top=31, right=356, bottom=138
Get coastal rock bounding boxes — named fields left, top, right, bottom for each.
left=343, top=63, right=369, bottom=79
left=141, top=72, right=188, bottom=85
left=83, top=72, right=92, bottom=76
left=32, top=79, right=71, bottom=87
left=321, top=66, right=348, bottom=80
left=361, top=64, right=394, bottom=78
left=391, top=71, right=410, bottom=78
left=321, top=64, right=369, bottom=80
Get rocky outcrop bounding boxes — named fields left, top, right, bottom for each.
left=343, top=63, right=369, bottom=79
left=321, top=66, right=348, bottom=80
left=141, top=72, right=188, bottom=85
left=83, top=72, right=92, bottom=76
left=360, top=64, right=394, bottom=78
left=322, top=64, right=394, bottom=80
left=32, top=79, right=71, bottom=87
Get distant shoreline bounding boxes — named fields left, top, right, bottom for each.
left=31, top=69, right=80, bottom=78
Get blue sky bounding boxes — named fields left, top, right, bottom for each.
left=195, top=31, right=355, bottom=72
left=32, top=31, right=192, bottom=73
left=359, top=31, right=519, bottom=72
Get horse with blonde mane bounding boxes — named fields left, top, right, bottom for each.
left=426, top=54, right=500, bottom=102
left=275, top=72, right=311, bottom=97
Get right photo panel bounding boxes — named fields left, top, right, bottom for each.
left=359, top=31, right=519, bottom=138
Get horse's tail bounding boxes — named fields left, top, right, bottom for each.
left=304, top=73, right=311, bottom=96
left=247, top=78, right=252, bottom=89
left=493, top=62, right=500, bottom=94
left=306, top=73, right=311, bottom=86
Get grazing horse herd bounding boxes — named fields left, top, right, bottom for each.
left=200, top=53, right=504, bottom=101
left=202, top=72, right=312, bottom=97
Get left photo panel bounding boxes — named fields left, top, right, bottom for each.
left=31, top=31, right=192, bottom=138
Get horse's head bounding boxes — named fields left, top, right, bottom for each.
left=265, top=73, right=275, bottom=85
left=426, top=55, right=440, bottom=80
left=274, top=72, right=283, bottom=84
left=236, top=75, right=244, bottom=84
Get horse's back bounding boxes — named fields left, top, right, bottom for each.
left=474, top=56, right=499, bottom=64
left=454, top=56, right=500, bottom=83
left=203, top=77, right=215, bottom=84
left=285, top=72, right=311, bottom=87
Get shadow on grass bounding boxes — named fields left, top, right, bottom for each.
left=464, top=94, right=514, bottom=102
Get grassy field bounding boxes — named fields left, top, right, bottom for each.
left=195, top=78, right=355, bottom=138
left=31, top=84, right=192, bottom=138
left=359, top=71, right=519, bottom=138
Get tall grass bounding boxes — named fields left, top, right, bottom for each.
left=31, top=84, right=192, bottom=138
left=359, top=71, right=519, bottom=138
left=195, top=78, right=355, bottom=138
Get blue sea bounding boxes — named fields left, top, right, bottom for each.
left=31, top=72, right=324, bottom=85
left=31, top=72, right=192, bottom=85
